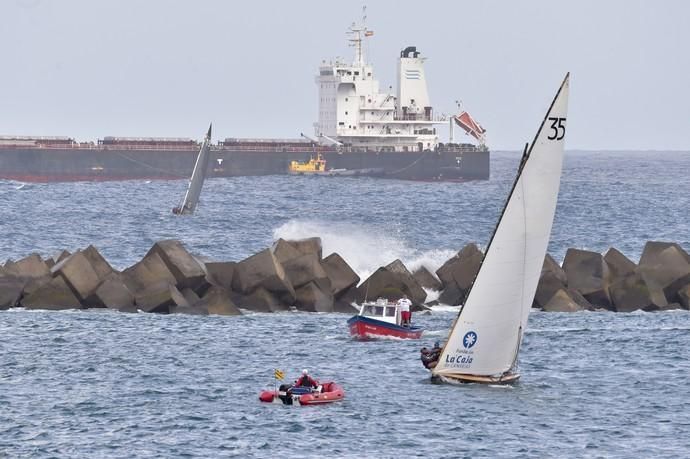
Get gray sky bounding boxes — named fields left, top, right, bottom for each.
left=1, top=0, right=688, bottom=150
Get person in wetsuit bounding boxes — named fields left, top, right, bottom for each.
left=420, top=341, right=443, bottom=369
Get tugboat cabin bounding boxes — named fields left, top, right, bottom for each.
left=358, top=298, right=401, bottom=326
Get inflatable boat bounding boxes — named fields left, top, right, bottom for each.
left=259, top=382, right=345, bottom=406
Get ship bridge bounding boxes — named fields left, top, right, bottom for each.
left=314, top=18, right=445, bottom=152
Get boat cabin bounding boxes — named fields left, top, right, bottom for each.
left=358, top=298, right=401, bottom=325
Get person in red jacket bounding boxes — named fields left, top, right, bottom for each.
left=294, top=369, right=319, bottom=388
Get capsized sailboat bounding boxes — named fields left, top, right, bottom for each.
left=172, top=124, right=212, bottom=215
left=427, top=74, right=570, bottom=384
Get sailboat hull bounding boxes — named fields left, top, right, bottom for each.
left=432, top=372, right=520, bottom=385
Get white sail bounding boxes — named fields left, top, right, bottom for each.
left=433, top=75, right=570, bottom=379
left=176, top=124, right=212, bottom=215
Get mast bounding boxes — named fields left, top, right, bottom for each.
left=348, top=6, right=370, bottom=67
left=449, top=100, right=460, bottom=144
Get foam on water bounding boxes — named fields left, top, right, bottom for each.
left=422, top=287, right=442, bottom=303
left=430, top=304, right=461, bottom=313
left=274, top=218, right=455, bottom=279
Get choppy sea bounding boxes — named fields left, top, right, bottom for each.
left=1, top=151, right=689, bottom=458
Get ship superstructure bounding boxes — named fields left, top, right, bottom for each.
left=315, top=20, right=443, bottom=152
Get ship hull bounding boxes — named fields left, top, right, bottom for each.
left=0, top=145, right=489, bottom=182
left=347, top=315, right=424, bottom=340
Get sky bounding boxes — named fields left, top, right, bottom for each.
left=1, top=0, right=688, bottom=150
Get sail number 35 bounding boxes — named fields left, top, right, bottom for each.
left=547, top=117, right=566, bottom=140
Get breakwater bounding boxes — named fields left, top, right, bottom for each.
left=2, top=237, right=689, bottom=314
left=435, top=240, right=690, bottom=312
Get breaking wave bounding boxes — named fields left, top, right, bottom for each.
left=273, top=219, right=454, bottom=280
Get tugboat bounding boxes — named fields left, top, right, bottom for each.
left=288, top=152, right=328, bottom=174
left=347, top=298, right=424, bottom=340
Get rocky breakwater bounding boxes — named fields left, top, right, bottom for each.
left=4, top=238, right=688, bottom=315
left=0, top=238, right=363, bottom=316
left=432, top=241, right=690, bottom=313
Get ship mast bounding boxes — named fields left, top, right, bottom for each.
left=348, top=6, right=371, bottom=68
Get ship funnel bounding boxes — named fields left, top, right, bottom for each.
left=397, top=46, right=431, bottom=120
left=401, top=46, right=419, bottom=58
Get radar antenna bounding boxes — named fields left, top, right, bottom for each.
left=348, top=5, right=373, bottom=67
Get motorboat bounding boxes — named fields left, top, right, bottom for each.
left=347, top=297, right=424, bottom=340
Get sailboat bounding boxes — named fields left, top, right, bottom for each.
left=427, top=74, right=570, bottom=384
left=173, top=124, right=212, bottom=215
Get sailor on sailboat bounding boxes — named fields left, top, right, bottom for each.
left=173, top=124, right=212, bottom=215
left=423, top=74, right=570, bottom=384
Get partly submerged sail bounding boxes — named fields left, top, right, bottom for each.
left=432, top=74, right=570, bottom=383
left=173, top=124, right=212, bottom=215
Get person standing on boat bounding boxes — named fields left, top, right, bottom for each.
left=294, top=369, right=319, bottom=388
left=397, top=295, right=412, bottom=326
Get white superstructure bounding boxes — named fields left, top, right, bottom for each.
left=314, top=19, right=444, bottom=152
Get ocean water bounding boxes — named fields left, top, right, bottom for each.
left=1, top=151, right=690, bottom=458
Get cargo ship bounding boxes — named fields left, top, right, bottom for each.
left=0, top=20, right=489, bottom=183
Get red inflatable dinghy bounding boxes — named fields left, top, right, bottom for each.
left=259, top=382, right=344, bottom=406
